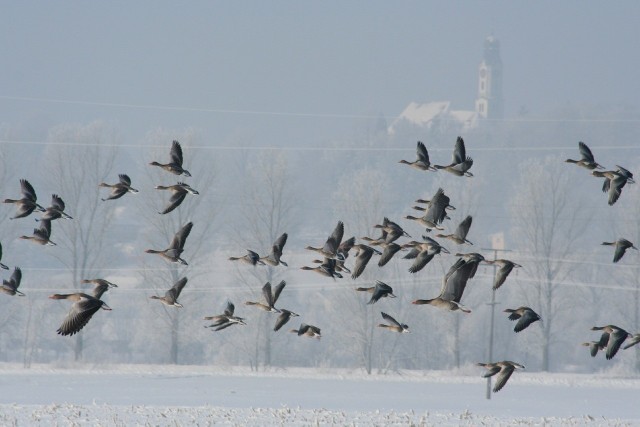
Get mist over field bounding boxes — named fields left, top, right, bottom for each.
left=1, top=2, right=640, bottom=424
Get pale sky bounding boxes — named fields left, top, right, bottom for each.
left=2, top=1, right=639, bottom=145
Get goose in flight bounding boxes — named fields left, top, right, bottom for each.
left=405, top=188, right=450, bottom=232
left=601, top=238, right=637, bottom=263
left=1, top=267, right=24, bottom=296
left=350, top=243, right=381, bottom=279
left=290, top=323, right=321, bottom=339
left=245, top=281, right=285, bottom=313
left=503, top=306, right=541, bottom=332
left=150, top=140, right=192, bottom=177
left=20, top=219, right=56, bottom=246
left=399, top=141, right=437, bottom=171
left=411, top=255, right=483, bottom=313
left=355, top=280, right=396, bottom=305
left=49, top=292, right=112, bottom=336
left=305, top=221, right=345, bottom=259
left=274, top=309, right=300, bottom=332
left=99, top=174, right=138, bottom=201
left=590, top=325, right=633, bottom=360
left=476, top=361, right=525, bottom=393
left=402, top=237, right=449, bottom=274
left=434, top=136, right=473, bottom=177
left=204, top=301, right=246, bottom=331
left=565, top=141, right=605, bottom=170
left=149, top=277, right=188, bottom=308
left=301, top=257, right=343, bottom=280
left=145, top=222, right=193, bottom=265
left=260, top=233, right=289, bottom=267
left=81, top=278, right=118, bottom=299
left=155, top=182, right=199, bottom=214
left=3, top=179, right=46, bottom=219
left=436, top=215, right=473, bottom=245
left=484, top=258, right=522, bottom=290
left=592, top=166, right=635, bottom=206
left=377, top=312, right=409, bottom=333
left=38, top=194, right=73, bottom=221
left=228, top=249, right=265, bottom=266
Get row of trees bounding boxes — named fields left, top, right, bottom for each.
left=0, top=117, right=639, bottom=374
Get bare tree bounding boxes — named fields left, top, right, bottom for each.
left=136, top=129, right=219, bottom=365
left=229, top=150, right=298, bottom=370
left=329, top=166, right=393, bottom=373
left=509, top=155, right=591, bottom=371
left=42, top=121, right=120, bottom=361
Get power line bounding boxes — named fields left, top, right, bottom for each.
left=3, top=94, right=640, bottom=124
left=1, top=138, right=639, bottom=153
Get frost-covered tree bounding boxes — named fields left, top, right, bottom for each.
left=509, top=155, right=591, bottom=371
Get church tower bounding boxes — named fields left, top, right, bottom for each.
left=475, top=36, right=503, bottom=120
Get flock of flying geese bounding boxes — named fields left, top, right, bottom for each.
left=1, top=138, right=638, bottom=392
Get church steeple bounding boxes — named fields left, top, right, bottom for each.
left=475, top=35, right=503, bottom=120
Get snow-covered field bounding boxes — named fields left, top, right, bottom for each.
left=1, top=363, right=638, bottom=426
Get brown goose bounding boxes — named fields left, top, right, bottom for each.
left=403, top=238, right=449, bottom=274
left=229, top=249, right=265, bottom=266
left=590, top=325, right=632, bottom=360
left=312, top=257, right=351, bottom=274
left=434, top=136, right=473, bottom=177
left=582, top=340, right=605, bottom=357
left=145, top=222, right=193, bottom=265
left=377, top=312, right=409, bottom=333
left=20, top=219, right=56, bottom=246
left=81, top=279, right=118, bottom=299
left=49, top=292, right=111, bottom=336
left=305, top=221, right=344, bottom=259
left=601, top=238, right=637, bottom=263
left=377, top=241, right=404, bottom=267
left=301, top=257, right=343, bottom=279
left=592, top=166, right=635, bottom=206
left=245, top=281, right=285, bottom=313
left=150, top=277, right=188, bottom=307
left=37, top=194, right=73, bottom=221
left=503, top=306, right=541, bottom=332
left=565, top=141, right=604, bottom=170
left=150, top=140, right=191, bottom=177
left=155, top=182, right=199, bottom=214
left=204, top=301, right=246, bottom=331
left=99, top=174, right=139, bottom=201
left=350, top=243, right=381, bottom=279
left=399, top=141, right=437, bottom=171
left=3, top=179, right=46, bottom=219
left=411, top=255, right=482, bottom=313
left=1, top=267, right=23, bottom=296
left=290, top=323, right=321, bottom=339
left=436, top=215, right=473, bottom=245
left=0, top=241, right=9, bottom=270
left=274, top=309, right=300, bottom=332
left=355, top=280, right=396, bottom=305
left=260, top=233, right=288, bottom=266
left=476, top=361, right=525, bottom=393
left=405, top=188, right=450, bottom=232
left=485, top=259, right=522, bottom=289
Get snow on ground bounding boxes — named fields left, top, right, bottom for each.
left=1, top=363, right=638, bottom=426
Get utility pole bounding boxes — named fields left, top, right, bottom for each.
left=482, top=241, right=511, bottom=400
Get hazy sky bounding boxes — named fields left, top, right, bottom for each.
left=2, top=1, right=639, bottom=145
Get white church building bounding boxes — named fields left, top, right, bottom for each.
left=388, top=36, right=503, bottom=135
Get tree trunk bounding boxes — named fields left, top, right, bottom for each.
left=171, top=312, right=179, bottom=364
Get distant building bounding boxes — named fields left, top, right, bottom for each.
left=388, top=35, right=503, bottom=135
left=475, top=35, right=503, bottom=120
